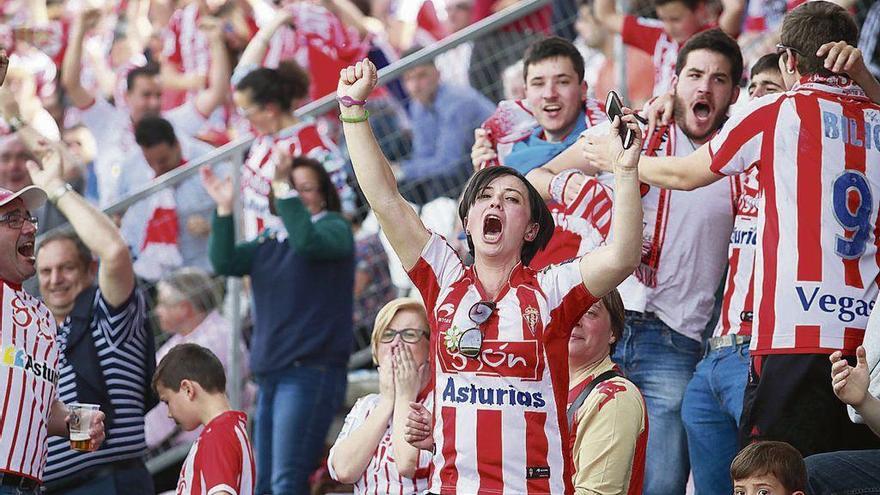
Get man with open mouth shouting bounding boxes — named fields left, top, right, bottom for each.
left=576, top=28, right=743, bottom=495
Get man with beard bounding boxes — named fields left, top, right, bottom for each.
left=572, top=28, right=743, bottom=495
left=589, top=0, right=880, bottom=466
left=587, top=52, right=784, bottom=495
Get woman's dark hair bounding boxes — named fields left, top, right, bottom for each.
left=602, top=289, right=625, bottom=354
left=292, top=156, right=342, bottom=213
left=235, top=61, right=310, bottom=111
left=458, top=166, right=554, bottom=266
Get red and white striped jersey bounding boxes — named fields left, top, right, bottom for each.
left=408, top=233, right=597, bottom=495
left=531, top=178, right=614, bottom=270
left=620, top=16, right=716, bottom=96
left=176, top=411, right=255, bottom=495
left=261, top=3, right=368, bottom=101
left=327, top=393, right=434, bottom=494
left=241, top=121, right=349, bottom=240
left=713, top=166, right=759, bottom=338
left=0, top=280, right=58, bottom=482
left=709, top=75, right=880, bottom=355
left=162, top=3, right=258, bottom=110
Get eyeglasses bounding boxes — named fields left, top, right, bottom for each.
left=380, top=327, right=429, bottom=344
left=0, top=212, right=38, bottom=230
left=775, top=43, right=801, bottom=56
left=458, top=301, right=496, bottom=359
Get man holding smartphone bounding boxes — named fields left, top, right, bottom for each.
left=561, top=29, right=743, bottom=495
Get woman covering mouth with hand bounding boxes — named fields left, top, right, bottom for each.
left=337, top=58, right=644, bottom=495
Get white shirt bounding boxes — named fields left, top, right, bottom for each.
left=78, top=98, right=206, bottom=206
left=587, top=121, right=736, bottom=340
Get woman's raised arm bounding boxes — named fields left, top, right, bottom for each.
left=338, top=59, right=430, bottom=270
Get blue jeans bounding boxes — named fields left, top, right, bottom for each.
left=254, top=365, right=347, bottom=495
left=612, top=312, right=702, bottom=495
left=806, top=449, right=880, bottom=494
left=681, top=343, right=750, bottom=495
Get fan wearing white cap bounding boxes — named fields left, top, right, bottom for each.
left=0, top=180, right=106, bottom=494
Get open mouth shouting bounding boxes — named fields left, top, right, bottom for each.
left=691, top=99, right=714, bottom=126
left=482, top=214, right=503, bottom=243
left=17, top=239, right=35, bottom=263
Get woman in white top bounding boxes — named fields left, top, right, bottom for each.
left=328, top=297, right=433, bottom=494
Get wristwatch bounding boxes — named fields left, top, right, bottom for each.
left=48, top=182, right=74, bottom=204
left=271, top=180, right=292, bottom=197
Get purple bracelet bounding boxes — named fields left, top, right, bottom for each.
left=337, top=96, right=367, bottom=107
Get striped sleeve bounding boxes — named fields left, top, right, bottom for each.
left=537, top=259, right=597, bottom=337
left=709, top=93, right=786, bottom=176
left=94, top=288, right=148, bottom=349
left=407, top=233, right=465, bottom=315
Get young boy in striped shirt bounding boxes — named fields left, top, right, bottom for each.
left=154, top=343, right=255, bottom=495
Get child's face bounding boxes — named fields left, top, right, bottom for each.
left=157, top=382, right=202, bottom=432
left=734, top=475, right=804, bottom=495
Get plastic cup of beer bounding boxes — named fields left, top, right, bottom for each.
left=68, top=403, right=99, bottom=452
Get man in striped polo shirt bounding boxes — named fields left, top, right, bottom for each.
left=25, top=141, right=156, bottom=494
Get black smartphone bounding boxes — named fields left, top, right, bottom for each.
left=605, top=90, right=635, bottom=149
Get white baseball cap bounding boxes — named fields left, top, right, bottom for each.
left=0, top=185, right=47, bottom=211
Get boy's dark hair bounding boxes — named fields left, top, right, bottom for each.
left=751, top=53, right=782, bottom=79
left=730, top=441, right=807, bottom=492
left=152, top=343, right=227, bottom=394
left=523, top=36, right=585, bottom=83
left=458, top=166, right=553, bottom=266
left=603, top=289, right=625, bottom=354
left=235, top=60, right=310, bottom=111
left=779, top=1, right=859, bottom=78
left=655, top=0, right=702, bottom=10
left=126, top=62, right=161, bottom=93
left=134, top=116, right=178, bottom=148
left=675, top=28, right=744, bottom=83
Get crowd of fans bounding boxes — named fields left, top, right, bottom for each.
left=2, top=0, right=880, bottom=494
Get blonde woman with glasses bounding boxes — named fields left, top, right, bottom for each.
left=328, top=298, right=433, bottom=494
